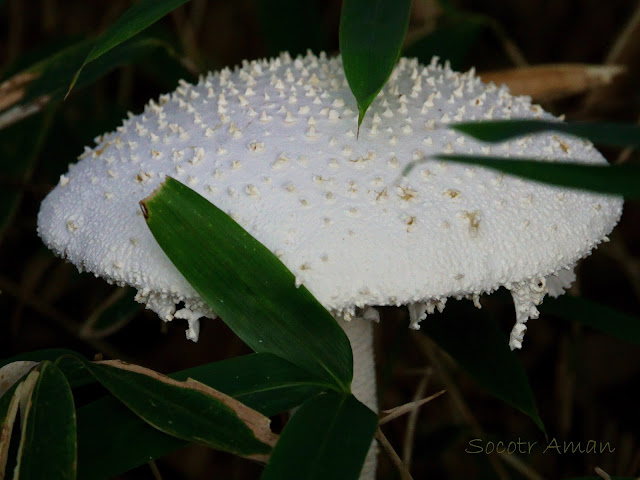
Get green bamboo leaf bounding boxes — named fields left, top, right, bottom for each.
left=452, top=120, right=640, bottom=149
left=540, top=295, right=640, bottom=346
left=1, top=37, right=178, bottom=129
left=261, top=392, right=377, bottom=480
left=0, top=350, right=93, bottom=389
left=141, top=177, right=352, bottom=391
left=421, top=305, right=545, bottom=433
left=13, top=362, right=77, bottom=480
left=171, top=353, right=328, bottom=414
left=68, top=0, right=191, bottom=94
left=339, top=0, right=412, bottom=128
left=77, top=359, right=275, bottom=458
left=418, top=155, right=639, bottom=198
left=76, top=353, right=324, bottom=480
left=0, top=349, right=78, bottom=369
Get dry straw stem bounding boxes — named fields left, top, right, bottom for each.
left=480, top=64, right=626, bottom=102
left=583, top=1, right=640, bottom=111
left=375, top=428, right=414, bottom=480
left=79, top=287, right=138, bottom=339
left=595, top=466, right=612, bottom=480
left=412, top=333, right=511, bottom=480
left=498, top=451, right=547, bottom=480
left=0, top=71, right=50, bottom=130
left=379, top=390, right=446, bottom=425
left=402, top=371, right=432, bottom=467
left=0, top=273, right=129, bottom=361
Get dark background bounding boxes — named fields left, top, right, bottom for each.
left=1, top=1, right=639, bottom=479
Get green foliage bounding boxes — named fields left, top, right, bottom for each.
left=68, top=0, right=192, bottom=94
left=453, top=120, right=640, bottom=149
left=422, top=311, right=545, bottom=433
left=75, top=353, right=325, bottom=480
left=541, top=295, right=640, bottom=346
left=10, top=362, right=77, bottom=480
left=339, top=0, right=412, bottom=128
left=2, top=0, right=639, bottom=478
left=261, top=392, right=378, bottom=480
left=142, top=177, right=353, bottom=391
left=429, top=155, right=640, bottom=198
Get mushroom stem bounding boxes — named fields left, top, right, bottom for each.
left=339, top=315, right=378, bottom=480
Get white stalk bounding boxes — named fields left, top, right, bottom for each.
left=339, top=315, right=378, bottom=480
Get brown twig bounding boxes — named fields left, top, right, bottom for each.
left=595, top=466, right=612, bottom=480
left=379, top=389, right=445, bottom=425
left=0, top=273, right=129, bottom=361
left=498, top=452, right=547, bottom=480
left=375, top=428, right=415, bottom=480
left=413, top=333, right=511, bottom=480
left=480, top=64, right=625, bottom=103
left=402, top=372, right=432, bottom=467
left=148, top=460, right=163, bottom=480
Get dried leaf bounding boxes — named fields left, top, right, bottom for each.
left=0, top=362, right=38, bottom=399
left=480, top=64, right=626, bottom=102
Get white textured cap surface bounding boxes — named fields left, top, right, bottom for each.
left=37, top=53, right=622, bottom=348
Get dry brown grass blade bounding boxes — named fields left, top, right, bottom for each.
left=498, top=452, right=547, bottom=480
left=0, top=72, right=38, bottom=112
left=480, top=64, right=626, bottom=102
left=0, top=362, right=38, bottom=398
left=79, top=287, right=138, bottom=339
left=582, top=1, right=640, bottom=113
left=595, top=466, right=612, bottom=480
left=0, top=72, right=51, bottom=130
left=379, top=389, right=446, bottom=425
left=0, top=96, right=50, bottom=130
left=401, top=369, right=431, bottom=468
left=375, top=428, right=415, bottom=480
left=412, top=333, right=511, bottom=480
left=0, top=273, right=129, bottom=361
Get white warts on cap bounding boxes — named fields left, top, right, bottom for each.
left=37, top=52, right=622, bottom=348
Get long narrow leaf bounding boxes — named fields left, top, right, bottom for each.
left=421, top=304, right=545, bottom=433
left=141, top=177, right=353, bottom=391
left=418, top=155, right=639, bottom=198
left=540, top=295, right=640, bottom=346
left=171, top=353, right=329, bottom=414
left=1, top=37, right=177, bottom=129
left=68, top=0, right=191, bottom=94
left=76, top=353, right=326, bottom=480
left=77, top=359, right=276, bottom=460
left=261, top=392, right=377, bottom=480
left=13, top=362, right=76, bottom=480
left=339, top=0, right=412, bottom=128
left=452, top=120, right=640, bottom=149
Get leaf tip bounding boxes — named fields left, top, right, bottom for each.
left=65, top=69, right=82, bottom=101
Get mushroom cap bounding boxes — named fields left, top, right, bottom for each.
left=37, top=52, right=622, bottom=347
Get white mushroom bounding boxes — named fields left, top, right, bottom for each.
left=37, top=52, right=622, bottom=479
